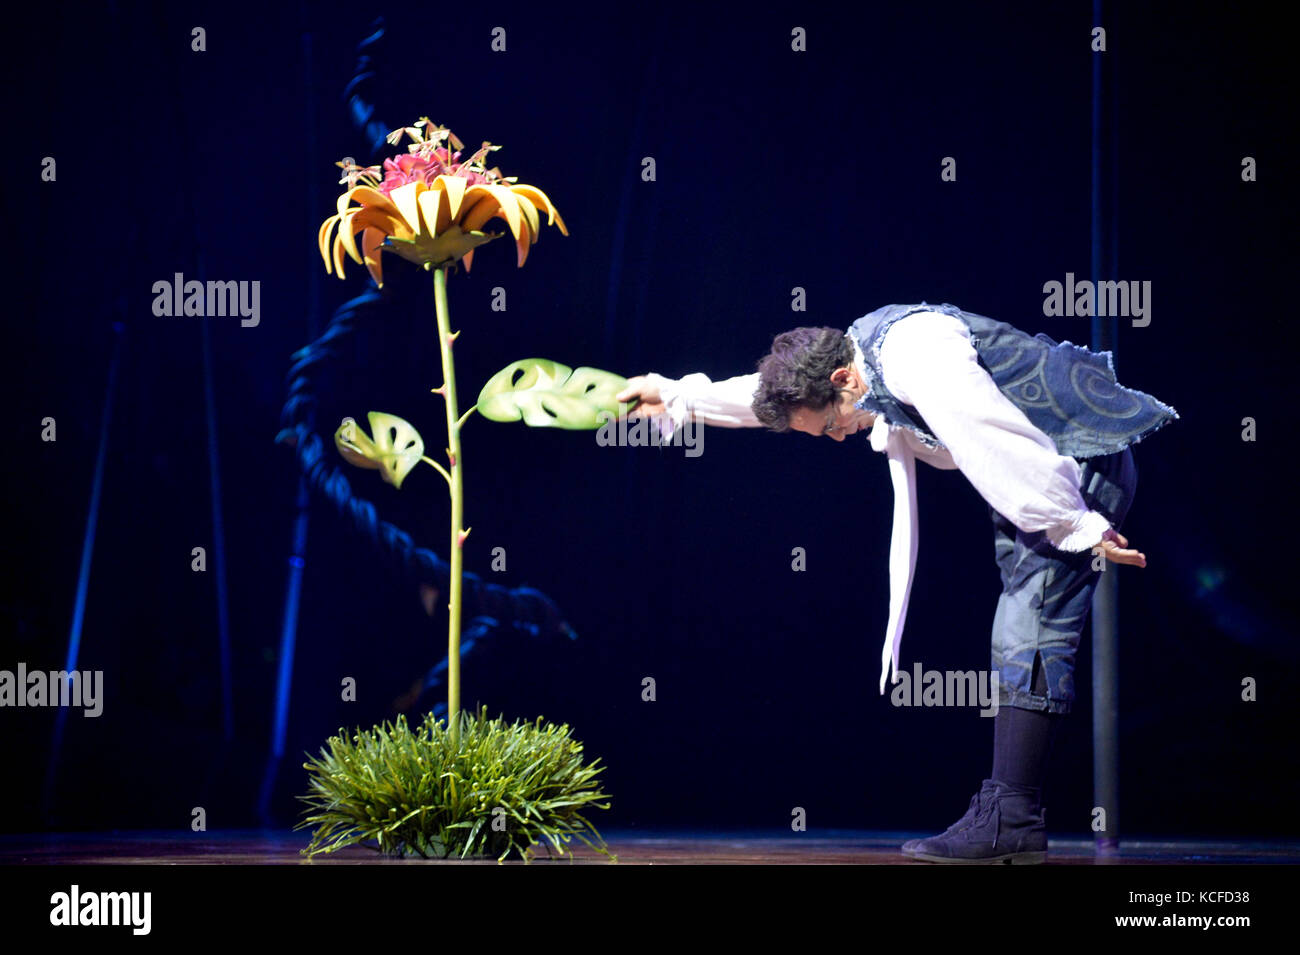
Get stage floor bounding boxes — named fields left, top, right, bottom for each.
left=2, top=830, right=1297, bottom=864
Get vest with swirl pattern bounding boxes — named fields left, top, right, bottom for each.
left=847, top=302, right=1178, bottom=458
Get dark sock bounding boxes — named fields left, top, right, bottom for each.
left=990, top=655, right=1063, bottom=789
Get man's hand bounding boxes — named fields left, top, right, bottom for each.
left=1094, top=528, right=1146, bottom=567
left=615, top=375, right=663, bottom=419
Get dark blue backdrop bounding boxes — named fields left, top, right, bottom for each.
left=4, top=0, right=1295, bottom=838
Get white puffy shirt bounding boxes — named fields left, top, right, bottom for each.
left=641, top=310, right=1114, bottom=694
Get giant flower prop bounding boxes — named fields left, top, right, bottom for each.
left=317, top=117, right=639, bottom=748
left=318, top=118, right=569, bottom=286
left=302, top=113, right=627, bottom=865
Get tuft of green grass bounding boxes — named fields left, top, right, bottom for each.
left=296, top=706, right=615, bottom=863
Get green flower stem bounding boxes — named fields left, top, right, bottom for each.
left=455, top=407, right=477, bottom=431
left=420, top=455, right=452, bottom=487
left=432, top=265, right=465, bottom=746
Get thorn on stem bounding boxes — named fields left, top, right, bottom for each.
left=447, top=329, right=461, bottom=347
left=446, top=448, right=456, bottom=467
left=457, top=527, right=472, bottom=548
left=431, top=384, right=447, bottom=397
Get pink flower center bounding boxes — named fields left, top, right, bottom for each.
left=377, top=146, right=496, bottom=196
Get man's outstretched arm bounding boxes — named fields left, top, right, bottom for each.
left=616, top=372, right=764, bottom=438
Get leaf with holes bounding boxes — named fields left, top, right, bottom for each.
left=335, top=412, right=425, bottom=489
left=476, top=359, right=635, bottom=430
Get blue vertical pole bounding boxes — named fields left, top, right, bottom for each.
left=199, top=264, right=235, bottom=744
left=42, top=321, right=125, bottom=820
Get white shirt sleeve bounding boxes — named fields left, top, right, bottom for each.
left=878, top=310, right=1113, bottom=552
left=639, top=371, right=763, bottom=440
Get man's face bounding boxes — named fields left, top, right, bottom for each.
left=787, top=366, right=873, bottom=442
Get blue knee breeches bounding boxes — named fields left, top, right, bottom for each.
left=990, top=447, right=1138, bottom=714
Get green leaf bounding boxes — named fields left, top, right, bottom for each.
left=334, top=412, right=425, bottom=489
left=476, top=359, right=635, bottom=430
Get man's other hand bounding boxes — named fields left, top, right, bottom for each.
left=1095, top=528, right=1146, bottom=567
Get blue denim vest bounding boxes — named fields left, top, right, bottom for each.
left=847, top=302, right=1178, bottom=458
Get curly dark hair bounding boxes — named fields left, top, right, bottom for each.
left=751, top=326, right=854, bottom=431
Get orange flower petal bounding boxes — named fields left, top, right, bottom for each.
left=485, top=184, right=522, bottom=240
left=388, top=181, right=424, bottom=234
left=515, top=193, right=540, bottom=243
left=339, top=212, right=366, bottom=265
left=460, top=193, right=503, bottom=233
left=335, top=190, right=354, bottom=220
left=417, top=188, right=445, bottom=238
left=318, top=214, right=339, bottom=274
left=332, top=234, right=347, bottom=279
left=354, top=207, right=407, bottom=237
left=435, top=174, right=468, bottom=220
left=461, top=184, right=494, bottom=204
left=336, top=185, right=400, bottom=220
left=361, top=227, right=385, bottom=287
left=457, top=185, right=507, bottom=232
left=511, top=184, right=567, bottom=235
left=515, top=212, right=533, bottom=267
left=337, top=208, right=402, bottom=265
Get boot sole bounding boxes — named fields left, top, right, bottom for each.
left=902, top=848, right=1046, bottom=865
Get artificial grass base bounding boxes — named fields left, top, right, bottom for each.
left=297, top=706, right=615, bottom=862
